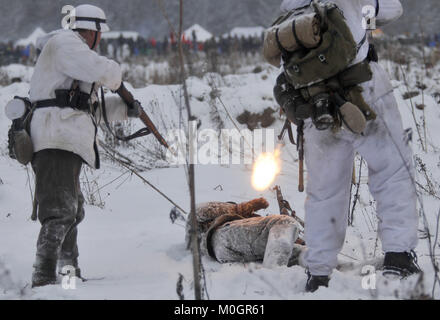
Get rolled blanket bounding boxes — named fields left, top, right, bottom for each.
left=263, top=13, right=321, bottom=67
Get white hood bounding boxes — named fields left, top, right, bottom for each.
left=36, top=29, right=70, bottom=51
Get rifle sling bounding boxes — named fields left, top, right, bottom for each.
left=100, top=87, right=151, bottom=142
left=279, top=119, right=296, bottom=145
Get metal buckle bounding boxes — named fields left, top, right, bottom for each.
left=318, top=54, right=327, bottom=63
left=69, top=90, right=75, bottom=103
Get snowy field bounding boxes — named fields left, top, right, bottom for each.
left=0, top=58, right=439, bottom=300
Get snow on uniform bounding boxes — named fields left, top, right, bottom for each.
left=30, top=29, right=128, bottom=169
left=281, top=0, right=418, bottom=276
left=186, top=199, right=304, bottom=268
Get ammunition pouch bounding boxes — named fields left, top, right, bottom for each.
left=337, top=60, right=373, bottom=88
left=275, top=58, right=376, bottom=132
left=336, top=59, right=376, bottom=121
left=34, top=88, right=91, bottom=112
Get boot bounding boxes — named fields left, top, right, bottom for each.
left=305, top=271, right=330, bottom=293
left=287, top=244, right=306, bottom=267
left=383, top=251, right=421, bottom=278
left=58, top=258, right=82, bottom=280
left=32, top=257, right=57, bottom=288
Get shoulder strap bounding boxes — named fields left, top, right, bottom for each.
left=356, top=32, right=368, bottom=53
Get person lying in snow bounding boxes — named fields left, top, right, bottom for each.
left=185, top=198, right=306, bottom=268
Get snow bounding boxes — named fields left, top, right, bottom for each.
left=183, top=24, right=213, bottom=42
left=1, top=56, right=440, bottom=300
left=0, top=64, right=34, bottom=83
left=224, top=26, right=265, bottom=39
left=15, top=28, right=46, bottom=47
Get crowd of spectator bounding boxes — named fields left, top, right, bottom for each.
left=0, top=30, right=264, bottom=67
left=0, top=41, right=37, bottom=66
left=98, top=31, right=264, bottom=61
left=427, top=33, right=440, bottom=48
left=3, top=30, right=439, bottom=68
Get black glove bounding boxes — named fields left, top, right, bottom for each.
left=274, top=74, right=312, bottom=124
left=282, top=100, right=299, bottom=125
left=127, top=100, right=142, bottom=118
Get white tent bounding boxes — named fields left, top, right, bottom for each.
left=224, top=26, right=265, bottom=39
left=183, top=24, right=213, bottom=42
left=15, top=27, right=47, bottom=47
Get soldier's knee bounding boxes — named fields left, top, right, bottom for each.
left=38, top=191, right=79, bottom=224
left=76, top=206, right=85, bottom=224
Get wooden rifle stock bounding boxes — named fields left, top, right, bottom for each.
left=116, top=82, right=169, bottom=149
left=278, top=120, right=304, bottom=192
left=139, top=109, right=169, bottom=149
left=297, top=122, right=305, bottom=193
left=274, top=185, right=291, bottom=216
left=298, top=157, right=304, bottom=192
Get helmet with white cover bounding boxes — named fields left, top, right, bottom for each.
left=70, top=4, right=110, bottom=32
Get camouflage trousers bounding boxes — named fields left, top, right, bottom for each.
left=32, top=149, right=85, bottom=272
left=210, top=215, right=302, bottom=268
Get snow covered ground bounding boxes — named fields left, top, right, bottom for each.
left=0, top=58, right=439, bottom=300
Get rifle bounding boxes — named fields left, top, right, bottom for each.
left=278, top=119, right=296, bottom=145
left=273, top=185, right=305, bottom=227
left=31, top=190, right=38, bottom=221
left=278, top=119, right=305, bottom=193
left=274, top=185, right=294, bottom=217
left=297, top=121, right=305, bottom=193
left=273, top=185, right=305, bottom=244
left=113, top=82, right=170, bottom=149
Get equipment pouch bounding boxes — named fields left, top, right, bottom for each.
left=345, top=86, right=376, bottom=121
left=337, top=60, right=376, bottom=121
left=6, top=96, right=34, bottom=165
left=337, top=60, right=373, bottom=88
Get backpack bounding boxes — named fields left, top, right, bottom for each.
left=268, top=0, right=376, bottom=133
left=267, top=0, right=361, bottom=89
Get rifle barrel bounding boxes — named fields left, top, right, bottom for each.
left=139, top=109, right=169, bottom=149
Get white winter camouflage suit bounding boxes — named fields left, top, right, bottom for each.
left=30, top=29, right=129, bottom=168
left=28, top=29, right=129, bottom=276
left=280, top=0, right=418, bottom=276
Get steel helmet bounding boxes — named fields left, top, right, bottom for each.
left=70, top=4, right=110, bottom=32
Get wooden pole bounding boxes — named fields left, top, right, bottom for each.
left=178, top=0, right=203, bottom=300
